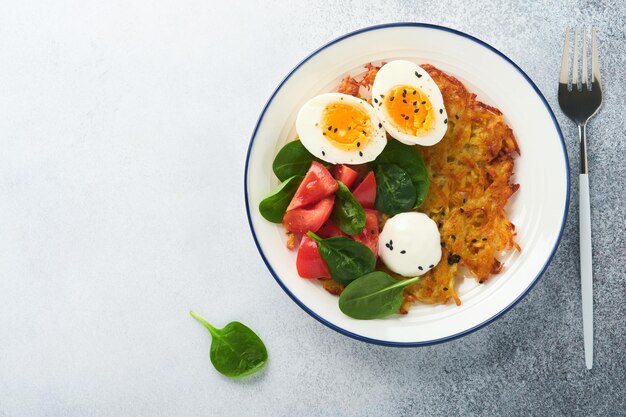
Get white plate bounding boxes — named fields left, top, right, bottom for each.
left=244, top=23, right=569, bottom=346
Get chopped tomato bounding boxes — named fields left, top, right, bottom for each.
left=283, top=196, right=335, bottom=234
left=332, top=164, right=359, bottom=189
left=296, top=235, right=330, bottom=279
left=317, top=220, right=345, bottom=238
left=351, top=209, right=379, bottom=256
left=286, top=161, right=338, bottom=211
left=352, top=171, right=376, bottom=209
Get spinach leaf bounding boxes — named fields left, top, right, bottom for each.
left=331, top=181, right=366, bottom=235
left=259, top=175, right=303, bottom=223
left=272, top=140, right=324, bottom=181
left=374, top=163, right=416, bottom=215
left=190, top=311, right=268, bottom=378
left=375, top=140, right=430, bottom=207
left=338, top=272, right=420, bottom=320
left=307, top=232, right=376, bottom=285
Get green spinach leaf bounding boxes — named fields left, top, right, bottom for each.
left=331, top=181, right=366, bottom=235
left=375, top=140, right=430, bottom=207
left=190, top=311, right=268, bottom=378
left=259, top=175, right=303, bottom=223
left=272, top=140, right=324, bottom=181
left=338, top=272, right=420, bottom=320
left=374, top=163, right=416, bottom=215
left=307, top=232, right=376, bottom=285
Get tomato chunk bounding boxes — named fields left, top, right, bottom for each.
left=317, top=220, right=345, bottom=238
left=332, top=164, right=359, bottom=189
left=351, top=209, right=379, bottom=256
left=283, top=196, right=335, bottom=234
left=352, top=171, right=376, bottom=209
left=286, top=161, right=338, bottom=211
left=296, top=235, right=330, bottom=279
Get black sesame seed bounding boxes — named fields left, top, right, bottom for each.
left=415, top=71, right=422, bottom=78
left=402, top=89, right=407, bottom=97
left=418, top=266, right=423, bottom=271
left=390, top=240, right=393, bottom=245
left=359, top=151, right=363, bottom=157
left=422, top=101, right=426, bottom=104
left=348, top=126, right=352, bottom=130
left=362, top=130, right=366, bottom=135
left=443, top=287, right=448, bottom=291
left=328, top=126, right=332, bottom=131
left=471, top=239, right=478, bottom=243
left=400, top=250, right=406, bottom=254
left=482, top=238, right=487, bottom=241
left=414, top=109, right=419, bottom=113
left=378, top=123, right=382, bottom=128
left=400, top=113, right=406, bottom=117
left=444, top=118, right=448, bottom=124
left=439, top=109, right=443, bottom=114
left=479, top=280, right=484, bottom=284
left=356, top=142, right=361, bottom=147
left=412, top=90, right=416, bottom=95
left=403, top=99, right=407, bottom=103
left=322, top=132, right=326, bottom=136
left=405, top=116, right=409, bottom=120
left=370, top=230, right=375, bottom=235
left=322, top=151, right=325, bottom=156
left=455, top=114, right=459, bottom=120
left=334, top=128, right=338, bottom=133
left=429, top=264, right=434, bottom=269
left=451, top=235, right=456, bottom=240
left=413, top=101, right=417, bottom=105
left=460, top=208, right=464, bottom=213
left=447, top=254, right=461, bottom=265
left=374, top=98, right=378, bottom=103
left=380, top=94, right=385, bottom=98
left=440, top=242, right=446, bottom=248
left=390, top=96, right=395, bottom=101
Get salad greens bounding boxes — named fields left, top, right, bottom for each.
left=374, top=163, right=417, bottom=215
left=374, top=140, right=430, bottom=208
left=307, top=232, right=376, bottom=285
left=272, top=140, right=325, bottom=181
left=190, top=311, right=268, bottom=379
left=258, top=175, right=303, bottom=223
left=331, top=181, right=366, bottom=235
left=338, top=272, right=420, bottom=320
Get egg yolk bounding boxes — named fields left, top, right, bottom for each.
left=321, top=102, right=372, bottom=151
left=383, top=85, right=435, bottom=136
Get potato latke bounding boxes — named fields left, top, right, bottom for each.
left=338, top=63, right=520, bottom=308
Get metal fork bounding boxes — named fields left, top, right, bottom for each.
left=558, top=26, right=602, bottom=370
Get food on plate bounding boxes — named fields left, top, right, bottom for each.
left=372, top=60, right=448, bottom=147
left=296, top=93, right=387, bottom=164
left=378, top=212, right=442, bottom=277
left=258, top=60, right=520, bottom=319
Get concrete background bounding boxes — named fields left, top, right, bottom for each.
left=0, top=0, right=624, bottom=416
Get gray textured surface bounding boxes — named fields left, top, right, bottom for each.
left=0, top=0, right=625, bottom=416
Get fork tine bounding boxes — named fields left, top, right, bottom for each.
left=572, top=27, right=579, bottom=87
left=592, top=26, right=601, bottom=84
left=559, top=28, right=571, bottom=84
left=582, top=26, right=588, bottom=89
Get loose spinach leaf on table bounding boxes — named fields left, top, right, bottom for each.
left=374, top=140, right=430, bottom=208
left=331, top=180, right=366, bottom=235
left=258, top=175, right=303, bottom=223
left=338, top=272, right=420, bottom=320
left=272, top=140, right=325, bottom=181
left=190, top=311, right=268, bottom=379
left=374, top=163, right=417, bottom=215
left=307, top=232, right=376, bottom=285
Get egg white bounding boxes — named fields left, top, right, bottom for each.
left=372, top=60, right=448, bottom=147
left=295, top=93, right=387, bottom=164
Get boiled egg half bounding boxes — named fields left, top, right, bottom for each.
left=372, top=60, right=448, bottom=146
left=296, top=93, right=387, bottom=164
left=378, top=212, right=442, bottom=277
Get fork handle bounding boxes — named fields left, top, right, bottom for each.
left=579, top=173, right=593, bottom=369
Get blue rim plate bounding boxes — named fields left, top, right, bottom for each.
left=244, top=23, right=569, bottom=346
